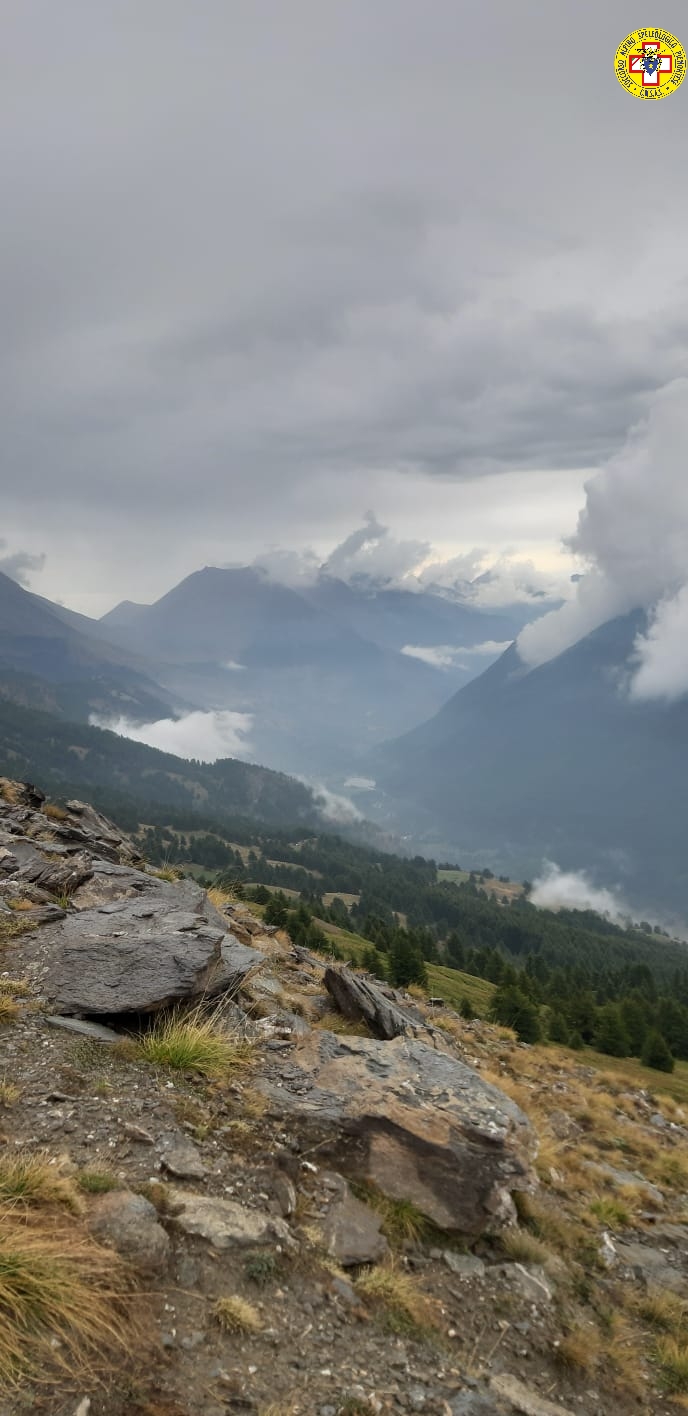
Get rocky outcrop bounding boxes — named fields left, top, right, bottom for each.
left=259, top=1031, right=536, bottom=1234
left=324, top=963, right=434, bottom=1040
left=0, top=785, right=267, bottom=1016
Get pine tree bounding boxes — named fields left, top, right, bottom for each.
left=548, top=1012, right=570, bottom=1045
left=593, top=1004, right=630, bottom=1058
left=641, top=1029, right=675, bottom=1073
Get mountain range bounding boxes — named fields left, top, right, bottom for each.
left=2, top=562, right=687, bottom=915
left=372, top=610, right=688, bottom=915
left=0, top=565, right=530, bottom=777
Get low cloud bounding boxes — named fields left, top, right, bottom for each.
left=253, top=515, right=567, bottom=608
left=311, top=785, right=363, bottom=825
left=402, top=639, right=512, bottom=669
left=530, top=861, right=629, bottom=922
left=0, top=541, right=46, bottom=587
left=90, top=709, right=253, bottom=763
left=630, top=585, right=688, bottom=703
left=518, top=380, right=688, bottom=702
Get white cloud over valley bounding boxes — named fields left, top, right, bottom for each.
left=90, top=710, right=253, bottom=763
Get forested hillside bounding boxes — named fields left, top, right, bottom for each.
left=0, top=700, right=320, bottom=830
left=96, top=794, right=688, bottom=1072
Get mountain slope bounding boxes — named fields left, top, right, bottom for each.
left=98, top=567, right=455, bottom=774
left=0, top=572, right=181, bottom=722
left=374, top=611, right=688, bottom=912
left=0, top=697, right=321, bottom=831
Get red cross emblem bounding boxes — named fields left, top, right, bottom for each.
left=628, top=39, right=673, bottom=85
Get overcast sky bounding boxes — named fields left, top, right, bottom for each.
left=2, top=1, right=687, bottom=615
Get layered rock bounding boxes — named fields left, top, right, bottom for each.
left=259, top=1030, right=536, bottom=1234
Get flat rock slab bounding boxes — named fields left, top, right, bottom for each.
left=41, top=879, right=241, bottom=1015
left=166, top=1189, right=294, bottom=1250
left=44, top=1015, right=121, bottom=1043
left=258, top=1032, right=535, bottom=1234
left=489, top=1375, right=575, bottom=1416
left=46, top=926, right=227, bottom=1015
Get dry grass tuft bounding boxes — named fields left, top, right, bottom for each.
left=588, top=1195, right=631, bottom=1229
left=0, top=996, right=20, bottom=1025
left=655, top=1335, right=688, bottom=1393
left=350, top=1182, right=429, bottom=1248
left=0, top=780, right=23, bottom=805
left=0, top=1080, right=19, bottom=1107
left=0, top=978, right=30, bottom=996
left=43, top=802, right=69, bottom=821
left=355, top=1261, right=438, bottom=1333
left=314, top=1010, right=371, bottom=1037
left=212, top=1294, right=262, bottom=1335
left=555, top=1325, right=601, bottom=1372
left=77, top=1169, right=121, bottom=1195
left=0, top=1208, right=141, bottom=1390
left=0, top=915, right=37, bottom=944
left=137, top=1005, right=253, bottom=1077
left=502, top=1227, right=555, bottom=1268
left=0, top=1152, right=82, bottom=1213
left=635, top=1287, right=687, bottom=1333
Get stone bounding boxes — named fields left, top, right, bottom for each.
left=45, top=1015, right=121, bottom=1042
left=443, top=1251, right=486, bottom=1279
left=166, top=1189, right=295, bottom=1250
left=489, top=1374, right=575, bottom=1416
left=122, top=1122, right=155, bottom=1145
left=320, top=1178, right=388, bottom=1267
left=273, top=1173, right=298, bottom=1217
left=220, top=936, right=267, bottom=991
left=615, top=1240, right=687, bottom=1293
left=324, top=964, right=432, bottom=1041
left=159, top=1131, right=207, bottom=1180
left=258, top=1032, right=535, bottom=1234
left=450, top=1394, right=504, bottom=1415
left=491, top=1263, right=553, bottom=1304
left=86, top=1191, right=170, bottom=1276
left=15, top=849, right=94, bottom=898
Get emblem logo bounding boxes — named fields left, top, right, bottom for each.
left=615, top=28, right=686, bottom=98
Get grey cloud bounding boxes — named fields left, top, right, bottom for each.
left=0, top=542, right=46, bottom=586
left=2, top=0, right=688, bottom=598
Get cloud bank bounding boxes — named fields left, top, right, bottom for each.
left=252, top=515, right=568, bottom=607
left=91, top=710, right=253, bottom=763
left=530, top=862, right=629, bottom=923
left=0, top=541, right=46, bottom=587
left=518, top=380, right=688, bottom=700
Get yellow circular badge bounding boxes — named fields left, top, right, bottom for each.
left=615, top=28, right=686, bottom=98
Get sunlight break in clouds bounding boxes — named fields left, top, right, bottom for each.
left=530, top=862, right=628, bottom=923
left=90, top=710, right=253, bottom=763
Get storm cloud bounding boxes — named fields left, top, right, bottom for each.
left=2, top=1, right=688, bottom=612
